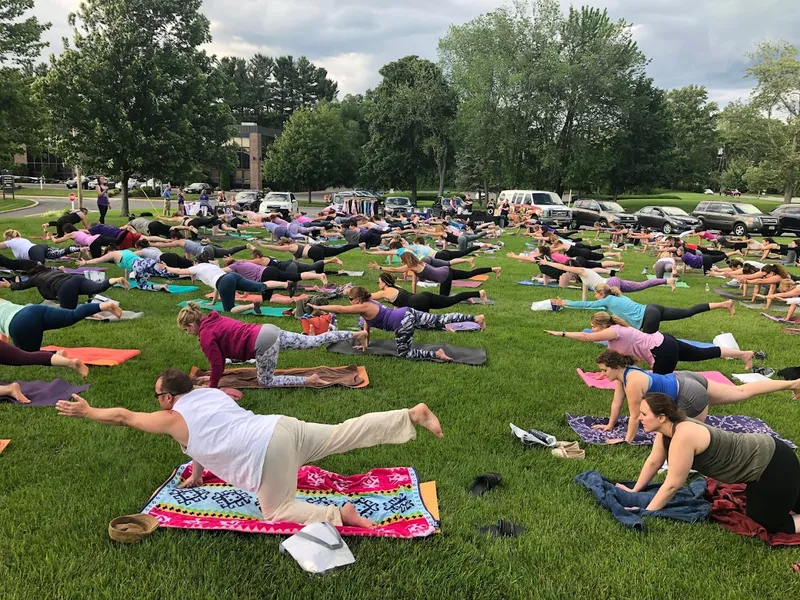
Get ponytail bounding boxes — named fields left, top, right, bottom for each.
left=176, top=303, right=205, bottom=330
left=595, top=283, right=621, bottom=298
left=595, top=349, right=636, bottom=369
left=590, top=311, right=630, bottom=329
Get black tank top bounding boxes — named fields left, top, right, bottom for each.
left=293, top=245, right=306, bottom=259
left=389, top=286, right=413, bottom=308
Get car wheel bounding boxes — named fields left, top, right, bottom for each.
left=733, top=223, right=747, bottom=236
left=599, top=219, right=608, bottom=228
left=569, top=218, right=579, bottom=230
left=662, top=222, right=672, bottom=234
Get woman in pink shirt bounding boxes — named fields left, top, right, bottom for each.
left=544, top=311, right=764, bottom=374
left=50, top=224, right=121, bottom=258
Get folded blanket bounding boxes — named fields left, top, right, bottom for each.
left=41, top=346, right=140, bottom=366
left=0, top=378, right=91, bottom=407
left=705, top=478, right=800, bottom=546
left=577, top=368, right=733, bottom=390
left=566, top=413, right=797, bottom=447
left=141, top=462, right=440, bottom=539
left=575, top=470, right=709, bottom=531
left=176, top=300, right=287, bottom=317
left=63, top=267, right=106, bottom=274
left=190, top=365, right=369, bottom=389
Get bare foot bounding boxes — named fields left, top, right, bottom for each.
left=492, top=266, right=502, bottom=279
left=359, top=242, right=367, bottom=251
left=2, top=383, right=30, bottom=404
left=668, top=277, right=677, bottom=292
left=474, top=314, right=486, bottom=331
left=725, top=299, right=736, bottom=317
left=434, top=348, right=453, bottom=362
left=56, top=350, right=68, bottom=357
left=99, top=301, right=123, bottom=319
left=353, top=330, right=369, bottom=349
left=331, top=257, right=344, bottom=266
left=467, top=258, right=475, bottom=268
left=479, top=289, right=487, bottom=305
left=742, top=351, right=754, bottom=371
left=408, top=402, right=444, bottom=438
left=341, top=503, right=377, bottom=528
left=319, top=274, right=328, bottom=286
left=111, top=277, right=130, bottom=290
left=305, top=374, right=331, bottom=386
left=70, top=359, right=89, bottom=379
left=246, top=243, right=256, bottom=251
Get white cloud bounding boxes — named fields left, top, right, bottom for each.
left=315, top=53, right=382, bottom=97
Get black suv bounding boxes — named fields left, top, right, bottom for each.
left=569, top=199, right=638, bottom=229
left=691, top=201, right=779, bottom=236
left=770, top=204, right=800, bottom=236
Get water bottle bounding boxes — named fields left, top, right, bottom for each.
left=705, top=282, right=710, bottom=292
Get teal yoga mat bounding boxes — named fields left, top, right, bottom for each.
left=176, top=299, right=287, bottom=316
left=646, top=275, right=689, bottom=288
left=118, top=282, right=199, bottom=294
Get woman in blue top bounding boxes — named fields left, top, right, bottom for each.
left=79, top=248, right=173, bottom=291
left=309, top=286, right=485, bottom=361
left=594, top=349, right=800, bottom=444
left=551, top=283, right=734, bottom=333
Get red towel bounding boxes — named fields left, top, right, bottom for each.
left=41, top=346, right=140, bottom=366
left=705, top=478, right=800, bottom=546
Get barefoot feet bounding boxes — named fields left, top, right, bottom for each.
left=434, top=348, right=453, bottom=362
left=492, top=266, right=502, bottom=279
left=668, top=277, right=677, bottom=292
left=1, top=383, right=30, bottom=404
left=111, top=277, right=130, bottom=290
left=409, top=402, right=444, bottom=438
left=99, top=301, right=123, bottom=319
left=474, top=314, right=486, bottom=331
left=353, top=330, right=369, bottom=350
left=70, top=359, right=89, bottom=379
left=341, top=502, right=377, bottom=529
left=479, top=289, right=488, bottom=305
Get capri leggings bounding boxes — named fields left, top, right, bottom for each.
left=0, top=254, right=37, bottom=272
left=306, top=244, right=359, bottom=261
left=259, top=266, right=302, bottom=283
left=649, top=333, right=722, bottom=374
left=655, top=259, right=675, bottom=279
left=440, top=266, right=493, bottom=296
left=131, top=258, right=172, bottom=290
left=394, top=309, right=477, bottom=360
left=203, top=244, right=247, bottom=258
left=28, top=244, right=82, bottom=264
left=55, top=276, right=114, bottom=309
left=216, top=272, right=267, bottom=311
left=7, top=303, right=103, bottom=351
left=277, top=259, right=325, bottom=274
left=640, top=303, right=711, bottom=334
left=159, top=253, right=193, bottom=268
left=406, top=291, right=481, bottom=312
left=745, top=439, right=800, bottom=534
left=88, top=236, right=118, bottom=259
left=606, top=276, right=668, bottom=293
left=0, top=340, right=55, bottom=366
left=434, top=247, right=478, bottom=261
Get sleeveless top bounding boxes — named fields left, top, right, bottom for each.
left=293, top=245, right=306, bottom=259
left=118, top=250, right=140, bottom=271
left=364, top=300, right=407, bottom=332
left=97, top=186, right=109, bottom=206
left=388, top=286, right=413, bottom=308
left=73, top=231, right=99, bottom=246
left=623, top=366, right=678, bottom=401
left=172, top=388, right=281, bottom=492
left=419, top=263, right=449, bottom=283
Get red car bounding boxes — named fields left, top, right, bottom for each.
left=723, top=188, right=742, bottom=197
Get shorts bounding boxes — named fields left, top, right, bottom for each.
left=674, top=371, right=709, bottom=417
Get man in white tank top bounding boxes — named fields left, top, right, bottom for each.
left=56, top=369, right=444, bottom=528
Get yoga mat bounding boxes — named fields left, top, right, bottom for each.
left=740, top=302, right=789, bottom=314
left=714, top=289, right=744, bottom=300
left=176, top=300, right=288, bottom=317
left=203, top=292, right=307, bottom=304
left=337, top=270, right=364, bottom=277
left=581, top=329, right=716, bottom=349
left=566, top=413, right=796, bottom=448
left=41, top=346, right=141, bottom=366
left=0, top=379, right=91, bottom=407
left=125, top=282, right=199, bottom=294
left=0, top=439, right=8, bottom=453
left=327, top=338, right=487, bottom=365
left=646, top=275, right=689, bottom=288
left=576, top=369, right=733, bottom=390
left=463, top=297, right=495, bottom=305
left=452, top=280, right=483, bottom=288
left=190, top=365, right=369, bottom=389
left=88, top=309, right=144, bottom=322
left=446, top=321, right=481, bottom=332
left=761, top=313, right=800, bottom=324
left=63, top=267, right=106, bottom=274
left=141, top=462, right=440, bottom=539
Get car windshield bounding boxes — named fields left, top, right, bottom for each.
left=734, top=204, right=762, bottom=215
left=598, top=201, right=624, bottom=212
left=388, top=198, right=409, bottom=205
left=265, top=193, right=289, bottom=200
left=661, top=207, right=689, bottom=216
left=531, top=193, right=563, bottom=205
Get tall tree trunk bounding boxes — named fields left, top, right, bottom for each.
left=121, top=170, right=130, bottom=216
left=785, top=170, right=794, bottom=204
left=308, top=188, right=312, bottom=205
left=411, top=179, right=418, bottom=205
left=482, top=177, right=489, bottom=208
left=437, top=146, right=447, bottom=197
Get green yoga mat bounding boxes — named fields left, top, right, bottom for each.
left=646, top=275, right=689, bottom=288
left=176, top=299, right=287, bottom=316
left=117, top=282, right=199, bottom=294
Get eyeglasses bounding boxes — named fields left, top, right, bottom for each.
left=154, top=391, right=170, bottom=400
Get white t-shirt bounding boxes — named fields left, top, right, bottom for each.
left=189, top=263, right=226, bottom=289
left=580, top=268, right=607, bottom=290
left=172, top=388, right=281, bottom=492
left=4, top=237, right=34, bottom=260
left=744, top=261, right=765, bottom=270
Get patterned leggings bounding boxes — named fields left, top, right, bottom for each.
left=395, top=308, right=475, bottom=360
left=606, top=276, right=667, bottom=293
left=255, top=328, right=354, bottom=387
left=132, top=257, right=171, bottom=290
left=28, top=244, right=82, bottom=263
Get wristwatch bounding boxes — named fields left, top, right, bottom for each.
left=561, top=332, right=566, bottom=337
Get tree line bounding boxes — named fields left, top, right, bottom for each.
left=1, top=0, right=799, bottom=213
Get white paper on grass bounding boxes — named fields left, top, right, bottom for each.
left=712, top=333, right=739, bottom=353
left=732, top=373, right=772, bottom=383
left=530, top=299, right=554, bottom=311
left=279, top=522, right=355, bottom=574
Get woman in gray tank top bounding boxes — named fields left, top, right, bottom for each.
left=618, top=392, right=800, bottom=534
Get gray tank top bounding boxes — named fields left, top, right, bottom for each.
left=689, top=418, right=775, bottom=484
left=183, top=239, right=204, bottom=256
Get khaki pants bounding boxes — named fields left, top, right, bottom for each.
left=257, top=409, right=415, bottom=525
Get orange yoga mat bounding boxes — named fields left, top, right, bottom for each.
left=420, top=481, right=440, bottom=526
left=203, top=292, right=308, bottom=303
left=0, top=440, right=9, bottom=454
left=41, top=346, right=141, bottom=366
left=469, top=274, right=489, bottom=282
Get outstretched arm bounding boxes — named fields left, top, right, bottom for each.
left=56, top=394, right=181, bottom=437
left=159, top=264, right=193, bottom=277
left=544, top=328, right=617, bottom=343
left=79, top=252, right=118, bottom=265
left=308, top=303, right=366, bottom=315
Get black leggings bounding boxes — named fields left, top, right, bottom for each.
left=160, top=252, right=193, bottom=268
left=8, top=303, right=103, bottom=351
left=56, top=276, right=113, bottom=309
left=567, top=247, right=603, bottom=261
left=746, top=439, right=800, bottom=534
left=307, top=243, right=358, bottom=261
left=700, top=253, right=728, bottom=273
left=435, top=247, right=477, bottom=261
left=281, top=260, right=324, bottom=274
left=440, top=267, right=492, bottom=296
left=98, top=204, right=109, bottom=224
left=650, top=333, right=723, bottom=374
left=148, top=222, right=173, bottom=237
left=260, top=266, right=302, bottom=283
left=407, top=291, right=481, bottom=312
left=0, top=254, right=37, bottom=272
left=28, top=244, right=81, bottom=264
left=641, top=303, right=711, bottom=334
left=88, top=236, right=118, bottom=259
left=205, top=244, right=247, bottom=258
left=49, top=214, right=80, bottom=237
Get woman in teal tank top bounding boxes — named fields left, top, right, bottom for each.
left=78, top=249, right=173, bottom=291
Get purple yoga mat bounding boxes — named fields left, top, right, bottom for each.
left=452, top=280, right=483, bottom=288
left=63, top=267, right=107, bottom=274
left=446, top=321, right=481, bottom=331
left=0, top=379, right=91, bottom=407
left=566, top=413, right=796, bottom=448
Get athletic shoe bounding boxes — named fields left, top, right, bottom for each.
left=287, top=280, right=297, bottom=298
left=641, top=267, right=648, bottom=275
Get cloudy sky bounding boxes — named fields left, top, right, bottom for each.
left=33, top=0, right=799, bottom=106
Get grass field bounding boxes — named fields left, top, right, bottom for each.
left=1, top=216, right=800, bottom=599
left=0, top=198, right=37, bottom=212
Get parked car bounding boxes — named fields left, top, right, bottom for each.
left=569, top=199, right=638, bottom=229
left=723, top=188, right=742, bottom=197
left=770, top=204, right=800, bottom=236
left=496, top=190, right=571, bottom=226
left=115, top=178, right=145, bottom=190
left=234, top=190, right=264, bottom=212
left=703, top=189, right=715, bottom=195
left=691, top=200, right=779, bottom=236
left=633, top=206, right=701, bottom=234
left=259, top=191, right=298, bottom=216
left=86, top=176, right=117, bottom=189
left=384, top=196, right=413, bottom=217
left=65, top=176, right=88, bottom=189
left=183, top=182, right=213, bottom=194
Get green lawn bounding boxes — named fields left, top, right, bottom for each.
left=0, top=198, right=37, bottom=212
left=1, top=217, right=800, bottom=599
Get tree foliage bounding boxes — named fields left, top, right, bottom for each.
left=37, top=0, right=236, bottom=214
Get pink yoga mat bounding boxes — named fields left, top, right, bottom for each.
left=577, top=369, right=734, bottom=390
left=452, top=280, right=483, bottom=288
left=761, top=312, right=800, bottom=324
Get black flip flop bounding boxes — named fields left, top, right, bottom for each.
left=469, top=472, right=502, bottom=496
left=478, top=520, right=525, bottom=538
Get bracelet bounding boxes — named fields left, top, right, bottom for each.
left=562, top=331, right=566, bottom=337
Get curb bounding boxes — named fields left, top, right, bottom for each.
left=0, top=200, right=39, bottom=215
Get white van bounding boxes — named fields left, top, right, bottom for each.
left=497, top=190, right=571, bottom=226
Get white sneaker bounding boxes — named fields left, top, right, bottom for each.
left=641, top=267, right=648, bottom=275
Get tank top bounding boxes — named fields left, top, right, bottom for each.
left=364, top=300, right=407, bottom=332
left=623, top=366, right=678, bottom=401
left=137, top=247, right=162, bottom=260
left=97, top=187, right=109, bottom=206
left=419, top=263, right=449, bottom=283
left=293, top=245, right=306, bottom=259
left=687, top=418, right=776, bottom=484
left=73, top=231, right=99, bottom=247
left=389, top=287, right=413, bottom=308
left=117, top=250, right=140, bottom=271
left=172, top=388, right=281, bottom=492
left=580, top=269, right=606, bottom=290
left=183, top=239, right=204, bottom=256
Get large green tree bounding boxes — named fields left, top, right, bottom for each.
left=361, top=56, right=456, bottom=202
left=263, top=103, right=357, bottom=203
left=37, top=0, right=236, bottom=214
left=0, top=0, right=50, bottom=164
